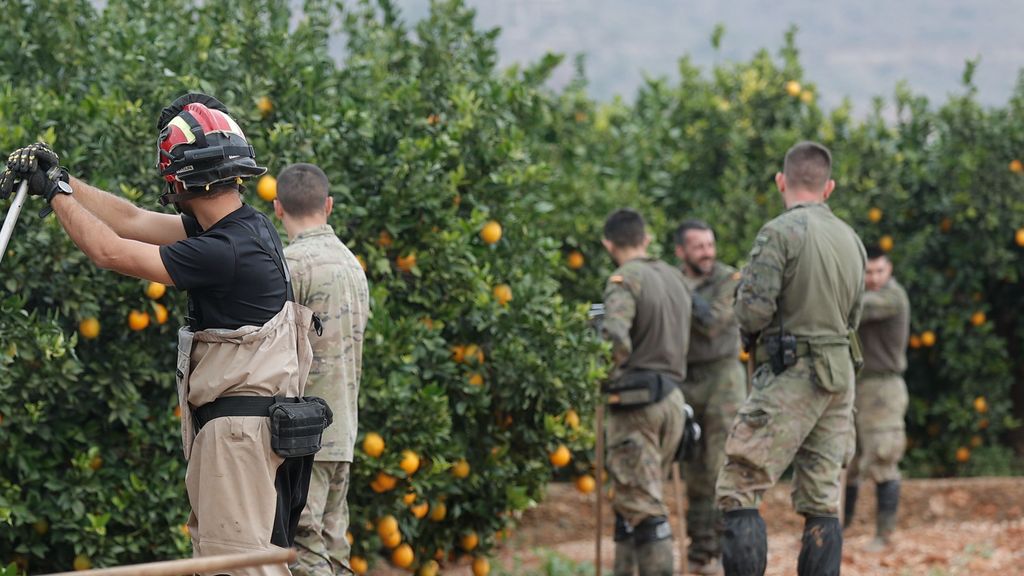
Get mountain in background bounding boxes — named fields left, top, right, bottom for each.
left=390, top=0, right=1024, bottom=113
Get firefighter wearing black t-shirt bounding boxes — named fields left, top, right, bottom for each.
left=0, top=94, right=318, bottom=576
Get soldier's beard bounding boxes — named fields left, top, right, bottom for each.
left=686, top=257, right=714, bottom=277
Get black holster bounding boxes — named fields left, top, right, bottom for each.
left=765, top=332, right=798, bottom=375
left=603, top=370, right=678, bottom=411
left=269, top=396, right=334, bottom=457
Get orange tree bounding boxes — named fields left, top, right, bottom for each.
left=0, top=0, right=605, bottom=573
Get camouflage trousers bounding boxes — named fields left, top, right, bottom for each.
left=291, top=461, right=352, bottom=576
left=715, top=357, right=855, bottom=517
left=848, top=374, right=907, bottom=484
left=605, top=387, right=685, bottom=528
left=680, top=357, right=746, bottom=564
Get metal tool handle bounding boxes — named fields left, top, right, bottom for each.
left=0, top=180, right=30, bottom=265
left=42, top=548, right=296, bottom=576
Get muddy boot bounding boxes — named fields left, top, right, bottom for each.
left=614, top=514, right=637, bottom=576
left=843, top=483, right=859, bottom=529
left=868, top=480, right=900, bottom=551
left=721, top=508, right=766, bottom=576
left=797, top=516, right=842, bottom=576
left=692, top=557, right=723, bottom=575
left=687, top=499, right=722, bottom=569
left=634, top=516, right=673, bottom=576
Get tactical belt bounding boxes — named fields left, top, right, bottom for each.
left=194, top=395, right=334, bottom=458
left=194, top=396, right=277, bottom=429
left=603, top=370, right=679, bottom=410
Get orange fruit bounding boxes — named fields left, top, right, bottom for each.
left=153, top=303, right=169, bottom=325
left=396, top=253, right=417, bottom=273
left=418, top=559, right=440, bottom=576
left=451, top=345, right=467, bottom=363
left=549, top=444, right=571, bottom=468
left=350, top=556, right=368, bottom=575
left=73, top=554, right=91, bottom=571
left=403, top=491, right=417, bottom=506
left=173, top=405, right=182, bottom=419
left=452, top=459, right=471, bottom=479
left=377, top=230, right=394, bottom=248
left=373, top=472, right=397, bottom=492
left=145, top=281, right=166, bottom=300
left=974, top=396, right=988, bottom=414
left=382, top=529, right=402, bottom=549
left=480, top=220, right=502, bottom=245
left=979, top=418, right=990, bottom=430
left=377, top=515, right=399, bottom=539
left=574, top=111, right=588, bottom=123
left=464, top=344, right=485, bottom=365
left=955, top=446, right=970, bottom=463
left=257, top=96, right=273, bottom=118
left=800, top=90, right=814, bottom=104
left=867, top=207, right=882, bottom=223
left=411, top=502, right=429, bottom=519
left=785, top=80, right=802, bottom=97
left=575, top=474, right=596, bottom=494
left=908, top=334, right=922, bottom=349
left=400, top=450, right=421, bottom=476
left=879, top=235, right=894, bottom=252
left=564, top=409, right=580, bottom=430
left=739, top=349, right=750, bottom=363
left=392, top=543, right=415, bottom=568
left=256, top=175, right=277, bottom=201
left=427, top=114, right=441, bottom=126
left=970, top=311, right=986, bottom=327
left=970, top=435, right=983, bottom=448
left=566, top=250, right=585, bottom=270
left=472, top=556, right=490, bottom=576
left=460, top=531, right=479, bottom=551
left=128, top=310, right=150, bottom=331
left=492, top=283, right=512, bottom=306
left=429, top=501, right=447, bottom=522
left=180, top=523, right=190, bottom=536
left=89, top=456, right=102, bottom=471
left=1015, top=228, right=1024, bottom=247
left=79, top=317, right=100, bottom=340
left=940, top=217, right=952, bottom=233
left=468, top=373, right=484, bottom=386
left=33, top=519, right=48, bottom=535
left=346, top=531, right=354, bottom=545
left=363, top=432, right=385, bottom=458
left=356, top=255, right=367, bottom=271
left=1010, top=159, right=1023, bottom=173
left=920, top=330, right=936, bottom=347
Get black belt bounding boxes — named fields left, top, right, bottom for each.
left=194, top=396, right=286, bottom=429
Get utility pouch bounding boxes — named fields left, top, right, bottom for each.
left=604, top=371, right=676, bottom=410
left=766, top=333, right=798, bottom=375
left=269, top=396, right=334, bottom=458
left=848, top=329, right=865, bottom=374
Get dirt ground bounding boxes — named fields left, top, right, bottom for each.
left=373, top=477, right=1024, bottom=575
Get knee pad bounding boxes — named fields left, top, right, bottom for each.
left=634, top=515, right=672, bottom=545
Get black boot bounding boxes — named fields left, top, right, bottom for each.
left=843, top=483, right=859, bottom=529
left=613, top=514, right=636, bottom=576
left=797, top=516, right=842, bottom=576
left=870, top=480, right=900, bottom=550
left=722, top=508, right=767, bottom=576
left=634, top=516, right=674, bottom=576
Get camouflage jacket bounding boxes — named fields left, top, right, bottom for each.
left=684, top=261, right=742, bottom=364
left=602, top=257, right=692, bottom=383
left=858, top=277, right=910, bottom=376
left=285, top=224, right=370, bottom=462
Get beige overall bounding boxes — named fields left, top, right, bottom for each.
left=176, top=301, right=314, bottom=576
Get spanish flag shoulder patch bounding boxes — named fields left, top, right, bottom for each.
left=731, top=271, right=742, bottom=281
left=610, top=275, right=624, bottom=284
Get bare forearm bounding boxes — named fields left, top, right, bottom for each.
left=50, top=193, right=127, bottom=267
left=68, top=176, right=185, bottom=245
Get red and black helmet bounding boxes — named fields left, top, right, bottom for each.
left=155, top=93, right=266, bottom=205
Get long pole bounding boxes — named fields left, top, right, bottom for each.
left=672, top=463, right=688, bottom=575
left=594, top=401, right=605, bottom=576
left=0, top=180, right=29, bottom=265
left=42, top=548, right=296, bottom=576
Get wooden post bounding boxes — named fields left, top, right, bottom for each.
left=42, top=548, right=296, bottom=576
left=595, top=401, right=605, bottom=576
left=672, top=463, right=688, bottom=575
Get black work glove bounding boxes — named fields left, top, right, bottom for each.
left=692, top=292, right=713, bottom=327
left=1, top=143, right=70, bottom=214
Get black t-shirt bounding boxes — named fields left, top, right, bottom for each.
left=159, top=204, right=288, bottom=331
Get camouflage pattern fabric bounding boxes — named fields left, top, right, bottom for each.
left=291, top=462, right=352, bottom=576
left=717, top=201, right=865, bottom=518
left=680, top=356, right=746, bottom=563
left=848, top=374, right=907, bottom=484
left=685, top=262, right=742, bottom=364
left=606, top=388, right=686, bottom=528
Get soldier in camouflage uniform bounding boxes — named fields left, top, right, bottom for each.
left=715, top=142, right=866, bottom=576
left=673, top=220, right=746, bottom=575
left=274, top=164, right=370, bottom=576
left=844, top=245, right=910, bottom=551
left=600, top=209, right=689, bottom=576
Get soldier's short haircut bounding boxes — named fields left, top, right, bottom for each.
left=276, top=163, right=330, bottom=217
left=783, top=141, right=832, bottom=192
left=604, top=208, right=647, bottom=248
left=674, top=219, right=713, bottom=246
left=865, top=245, right=889, bottom=261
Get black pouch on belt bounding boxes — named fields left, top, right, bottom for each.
left=603, top=370, right=676, bottom=410
left=269, top=396, right=334, bottom=457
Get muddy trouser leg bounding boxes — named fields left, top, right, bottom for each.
left=843, top=483, right=859, bottom=529
left=634, top=516, right=674, bottom=576
left=614, top=514, right=637, bottom=576
left=797, top=516, right=842, bottom=576
left=722, top=509, right=767, bottom=576
left=875, top=480, right=900, bottom=542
